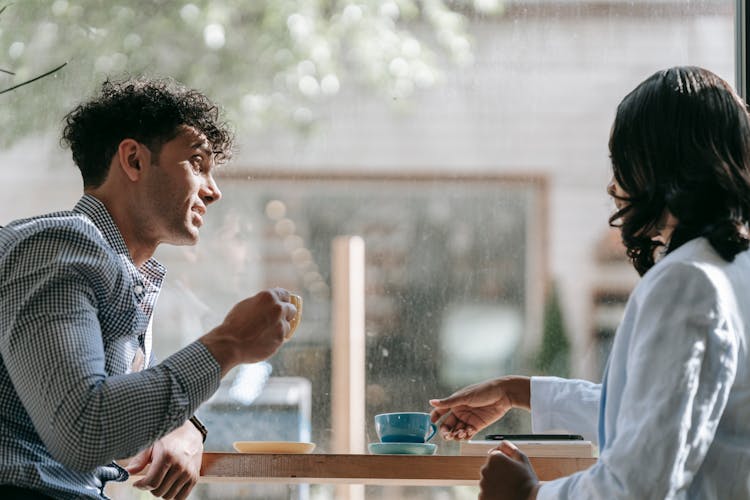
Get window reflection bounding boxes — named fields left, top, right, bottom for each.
left=154, top=176, right=545, bottom=454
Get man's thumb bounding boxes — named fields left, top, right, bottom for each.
left=125, top=448, right=152, bottom=474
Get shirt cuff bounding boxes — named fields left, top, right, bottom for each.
left=530, top=375, right=560, bottom=433
left=160, top=340, right=222, bottom=418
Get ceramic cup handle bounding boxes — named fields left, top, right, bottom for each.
left=426, top=423, right=437, bottom=442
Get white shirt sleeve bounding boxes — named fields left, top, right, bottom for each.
left=537, top=262, right=739, bottom=500
left=530, top=376, right=601, bottom=444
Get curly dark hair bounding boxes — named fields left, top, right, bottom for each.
left=609, top=67, right=750, bottom=275
left=61, top=77, right=234, bottom=187
left=609, top=66, right=750, bottom=276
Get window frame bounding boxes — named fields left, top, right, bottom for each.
left=738, top=0, right=749, bottom=100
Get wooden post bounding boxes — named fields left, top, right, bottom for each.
left=331, top=236, right=366, bottom=500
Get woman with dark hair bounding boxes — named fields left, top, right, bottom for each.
left=609, top=66, right=750, bottom=275
left=429, top=66, right=750, bottom=500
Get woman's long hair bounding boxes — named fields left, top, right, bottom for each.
left=609, top=66, right=750, bottom=275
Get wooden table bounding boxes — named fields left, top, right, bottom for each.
left=200, top=453, right=596, bottom=486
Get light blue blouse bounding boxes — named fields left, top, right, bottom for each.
left=531, top=237, right=750, bottom=499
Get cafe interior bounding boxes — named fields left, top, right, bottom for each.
left=1, top=0, right=744, bottom=498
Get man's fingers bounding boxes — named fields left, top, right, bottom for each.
left=283, top=301, right=299, bottom=328
left=133, top=453, right=170, bottom=490
left=161, top=473, right=191, bottom=500
left=150, top=467, right=181, bottom=498
left=125, top=448, right=151, bottom=474
left=174, top=479, right=196, bottom=500
left=271, top=287, right=291, bottom=302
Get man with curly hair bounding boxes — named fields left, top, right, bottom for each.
left=0, top=78, right=298, bottom=499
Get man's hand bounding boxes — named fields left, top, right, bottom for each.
left=429, top=376, right=530, bottom=440
left=126, top=420, right=204, bottom=500
left=200, top=288, right=298, bottom=376
left=479, top=441, right=540, bottom=500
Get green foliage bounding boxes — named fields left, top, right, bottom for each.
left=535, top=282, right=570, bottom=377
left=0, top=0, right=504, bottom=145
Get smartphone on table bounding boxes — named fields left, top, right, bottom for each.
left=484, top=434, right=584, bottom=441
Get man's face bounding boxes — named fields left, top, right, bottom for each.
left=140, top=125, right=222, bottom=246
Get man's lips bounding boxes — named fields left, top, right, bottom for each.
left=191, top=206, right=205, bottom=226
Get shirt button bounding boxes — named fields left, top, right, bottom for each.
left=134, top=285, right=144, bottom=295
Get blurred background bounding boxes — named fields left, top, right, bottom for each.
left=0, top=0, right=735, bottom=498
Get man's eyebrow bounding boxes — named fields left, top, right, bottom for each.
left=190, top=141, right=212, bottom=155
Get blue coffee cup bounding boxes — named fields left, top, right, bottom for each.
left=374, top=412, right=437, bottom=443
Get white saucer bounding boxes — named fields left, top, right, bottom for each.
left=368, top=442, right=437, bottom=455
left=233, top=441, right=316, bottom=454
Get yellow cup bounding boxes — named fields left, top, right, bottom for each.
left=287, top=293, right=303, bottom=339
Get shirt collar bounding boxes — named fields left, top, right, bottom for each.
left=73, top=194, right=166, bottom=287
left=654, top=236, right=707, bottom=269
left=653, top=241, right=669, bottom=263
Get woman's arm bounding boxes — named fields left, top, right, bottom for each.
left=538, top=262, right=739, bottom=499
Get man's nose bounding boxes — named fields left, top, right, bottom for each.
left=201, top=175, right=222, bottom=204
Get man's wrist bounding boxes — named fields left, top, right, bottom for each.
left=199, top=327, right=240, bottom=377
left=188, top=415, right=208, bottom=443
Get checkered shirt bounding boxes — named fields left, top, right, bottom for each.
left=0, top=195, right=221, bottom=499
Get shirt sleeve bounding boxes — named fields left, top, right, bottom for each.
left=0, top=227, right=221, bottom=471
left=537, top=262, right=739, bottom=500
left=531, top=376, right=601, bottom=444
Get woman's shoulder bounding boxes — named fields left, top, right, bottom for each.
left=645, top=237, right=733, bottom=282
left=634, top=237, right=745, bottom=316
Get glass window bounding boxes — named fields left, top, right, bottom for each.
left=1, top=1, right=736, bottom=499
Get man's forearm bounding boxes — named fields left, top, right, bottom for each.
left=199, top=326, right=241, bottom=378
left=21, top=340, right=220, bottom=471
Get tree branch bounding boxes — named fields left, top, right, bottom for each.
left=0, top=62, right=68, bottom=95
left=1, top=4, right=69, bottom=94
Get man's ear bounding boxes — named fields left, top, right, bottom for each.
left=116, top=139, right=148, bottom=182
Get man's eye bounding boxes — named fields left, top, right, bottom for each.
left=191, top=156, right=204, bottom=174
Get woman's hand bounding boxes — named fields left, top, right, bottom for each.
left=429, top=376, right=530, bottom=440
left=479, top=441, right=540, bottom=500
